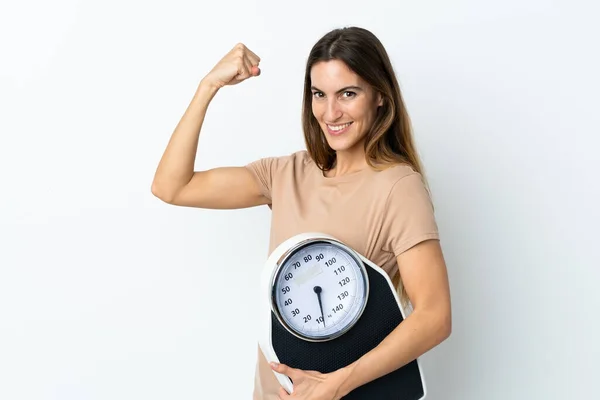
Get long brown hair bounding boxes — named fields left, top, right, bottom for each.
left=301, top=26, right=428, bottom=307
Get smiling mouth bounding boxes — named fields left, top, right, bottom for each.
left=326, top=122, right=353, bottom=135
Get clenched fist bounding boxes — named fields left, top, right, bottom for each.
left=203, top=43, right=261, bottom=89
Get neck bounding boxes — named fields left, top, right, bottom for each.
left=325, top=148, right=368, bottom=178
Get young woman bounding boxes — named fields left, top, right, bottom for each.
left=152, top=26, right=452, bottom=400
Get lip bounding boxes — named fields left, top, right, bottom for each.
left=326, top=122, right=353, bottom=136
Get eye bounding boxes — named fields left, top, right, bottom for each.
left=342, top=91, right=356, bottom=98
left=312, top=91, right=324, bottom=98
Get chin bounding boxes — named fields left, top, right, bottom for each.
left=323, top=132, right=364, bottom=153
left=325, top=138, right=362, bottom=153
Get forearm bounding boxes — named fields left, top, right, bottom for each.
left=151, top=80, right=219, bottom=198
left=336, top=308, right=451, bottom=397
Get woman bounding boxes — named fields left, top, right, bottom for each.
left=152, top=26, right=452, bottom=400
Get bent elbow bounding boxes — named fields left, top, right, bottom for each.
left=441, top=317, right=452, bottom=341
left=151, top=181, right=175, bottom=204
left=437, top=311, right=452, bottom=342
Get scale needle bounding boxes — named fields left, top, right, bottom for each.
left=313, top=286, right=325, bottom=328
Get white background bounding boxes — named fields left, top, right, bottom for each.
left=1, top=1, right=599, bottom=399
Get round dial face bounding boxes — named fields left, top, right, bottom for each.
left=272, top=239, right=369, bottom=341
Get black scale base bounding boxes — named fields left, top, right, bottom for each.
left=271, top=265, right=425, bottom=399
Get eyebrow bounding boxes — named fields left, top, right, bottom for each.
left=310, top=85, right=364, bottom=93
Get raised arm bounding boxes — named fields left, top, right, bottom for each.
left=151, top=43, right=267, bottom=209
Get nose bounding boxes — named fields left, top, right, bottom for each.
left=324, top=99, right=343, bottom=122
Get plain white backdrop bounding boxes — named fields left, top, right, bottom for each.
left=1, top=0, right=598, bottom=399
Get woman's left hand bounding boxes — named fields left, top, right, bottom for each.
left=270, top=362, right=350, bottom=400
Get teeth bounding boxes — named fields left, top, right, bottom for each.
left=328, top=122, right=352, bottom=131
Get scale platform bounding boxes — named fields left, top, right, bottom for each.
left=258, top=232, right=427, bottom=399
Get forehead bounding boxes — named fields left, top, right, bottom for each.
left=310, top=59, right=365, bottom=90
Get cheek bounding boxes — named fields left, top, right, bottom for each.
left=346, top=104, right=363, bottom=122
left=311, top=103, right=324, bottom=120
left=354, top=103, right=376, bottom=122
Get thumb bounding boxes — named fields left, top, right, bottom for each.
left=271, top=362, right=294, bottom=376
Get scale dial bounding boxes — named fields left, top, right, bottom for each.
left=271, top=238, right=369, bottom=342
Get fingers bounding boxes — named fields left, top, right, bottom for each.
left=234, top=43, right=260, bottom=78
left=239, top=44, right=260, bottom=66
left=237, top=58, right=252, bottom=81
left=271, top=362, right=299, bottom=379
left=243, top=53, right=260, bottom=77
left=246, top=47, right=261, bottom=64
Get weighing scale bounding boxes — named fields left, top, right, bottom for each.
left=258, top=232, right=427, bottom=399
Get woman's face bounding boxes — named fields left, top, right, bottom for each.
left=310, top=59, right=382, bottom=153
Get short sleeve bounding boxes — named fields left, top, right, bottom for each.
left=381, top=172, right=440, bottom=257
left=244, top=156, right=283, bottom=202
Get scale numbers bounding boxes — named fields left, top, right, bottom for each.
left=272, top=239, right=368, bottom=341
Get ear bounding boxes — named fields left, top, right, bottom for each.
left=377, top=93, right=384, bottom=107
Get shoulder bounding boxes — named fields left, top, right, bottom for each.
left=287, top=149, right=314, bottom=166
left=377, top=165, right=439, bottom=255
left=372, top=163, right=426, bottom=191
left=284, top=149, right=313, bottom=167
left=268, top=149, right=315, bottom=173
left=370, top=163, right=434, bottom=210
left=245, top=149, right=316, bottom=178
